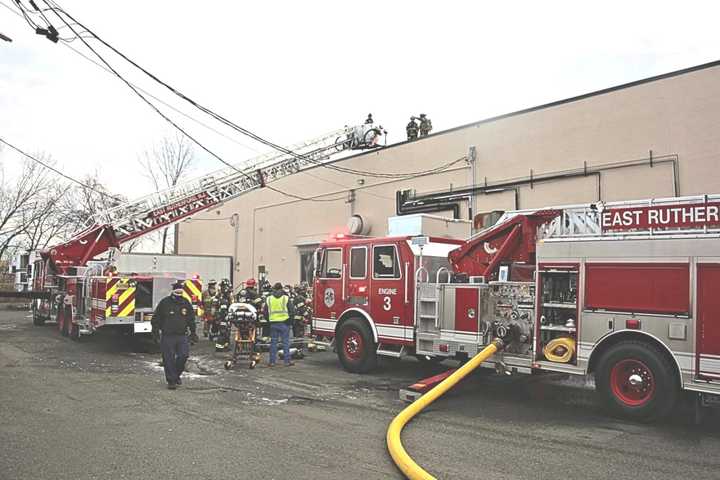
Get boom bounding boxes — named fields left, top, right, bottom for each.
left=447, top=209, right=560, bottom=279
left=44, top=125, right=377, bottom=273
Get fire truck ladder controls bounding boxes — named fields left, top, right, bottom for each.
left=386, top=338, right=504, bottom=480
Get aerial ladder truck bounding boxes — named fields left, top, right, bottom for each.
left=28, top=124, right=380, bottom=339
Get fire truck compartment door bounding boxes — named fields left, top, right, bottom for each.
left=697, top=264, right=720, bottom=379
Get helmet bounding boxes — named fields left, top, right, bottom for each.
left=419, top=113, right=426, bottom=118
left=273, top=282, right=283, bottom=291
left=208, top=279, right=217, bottom=285
left=171, top=280, right=184, bottom=295
left=246, top=278, right=257, bottom=287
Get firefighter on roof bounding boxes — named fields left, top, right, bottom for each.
left=406, top=117, right=419, bottom=140
left=418, top=114, right=432, bottom=137
left=152, top=280, right=198, bottom=390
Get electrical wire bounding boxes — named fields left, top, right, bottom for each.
left=9, top=0, right=463, bottom=203
left=36, top=1, right=344, bottom=203
left=42, top=1, right=465, bottom=181
left=0, top=0, right=262, bottom=154
left=0, top=136, right=124, bottom=202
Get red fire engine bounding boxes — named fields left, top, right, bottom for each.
left=312, top=195, right=720, bottom=419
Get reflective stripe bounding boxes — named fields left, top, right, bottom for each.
left=267, top=295, right=289, bottom=322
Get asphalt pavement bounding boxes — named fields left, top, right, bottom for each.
left=0, top=309, right=718, bottom=480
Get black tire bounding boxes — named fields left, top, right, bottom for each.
left=336, top=317, right=377, bottom=373
left=596, top=340, right=678, bottom=421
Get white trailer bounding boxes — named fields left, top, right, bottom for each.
left=113, top=253, right=233, bottom=284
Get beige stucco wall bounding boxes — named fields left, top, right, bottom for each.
left=178, top=64, right=720, bottom=284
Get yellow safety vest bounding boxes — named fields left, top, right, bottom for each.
left=267, top=295, right=289, bottom=322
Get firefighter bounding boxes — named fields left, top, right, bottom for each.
left=406, top=117, right=419, bottom=141
left=263, top=282, right=295, bottom=367
left=152, top=280, right=198, bottom=390
left=418, top=114, right=433, bottom=137
left=201, top=279, right=218, bottom=337
left=218, top=278, right=233, bottom=305
left=365, top=113, right=374, bottom=124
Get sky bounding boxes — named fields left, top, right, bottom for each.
left=1, top=0, right=719, bottom=199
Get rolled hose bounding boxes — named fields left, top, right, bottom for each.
left=386, top=339, right=504, bottom=480
left=542, top=337, right=576, bottom=363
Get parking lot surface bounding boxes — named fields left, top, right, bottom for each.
left=1, top=310, right=718, bottom=480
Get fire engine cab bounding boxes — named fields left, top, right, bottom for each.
left=312, top=195, right=720, bottom=419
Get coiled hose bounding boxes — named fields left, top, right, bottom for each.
left=542, top=337, right=576, bottom=363
left=386, top=339, right=504, bottom=480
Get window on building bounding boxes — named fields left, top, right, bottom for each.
left=321, top=248, right=342, bottom=279
left=350, top=247, right=367, bottom=278
left=373, top=245, right=400, bottom=279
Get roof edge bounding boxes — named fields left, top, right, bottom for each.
left=324, top=58, right=720, bottom=167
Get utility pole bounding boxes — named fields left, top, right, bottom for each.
left=468, top=145, right=477, bottom=233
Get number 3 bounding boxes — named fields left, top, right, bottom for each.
left=383, top=296, right=392, bottom=311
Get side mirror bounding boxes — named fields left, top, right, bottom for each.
left=313, top=248, right=322, bottom=277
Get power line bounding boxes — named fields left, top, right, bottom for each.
left=9, top=0, right=464, bottom=205
left=0, top=0, right=262, bottom=154
left=0, top=136, right=124, bottom=202
left=42, top=1, right=465, bottom=181
left=35, top=0, right=344, bottom=203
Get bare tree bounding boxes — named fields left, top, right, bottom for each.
left=0, top=155, right=60, bottom=259
left=59, top=173, right=125, bottom=235
left=20, top=181, right=68, bottom=251
left=139, top=133, right=195, bottom=254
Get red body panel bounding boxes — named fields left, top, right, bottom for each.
left=697, top=264, right=720, bottom=377
left=584, top=263, right=689, bottom=315
left=454, top=288, right=479, bottom=332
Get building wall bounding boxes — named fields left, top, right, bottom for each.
left=178, top=63, right=720, bottom=285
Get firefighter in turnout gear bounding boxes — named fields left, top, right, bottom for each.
left=201, top=279, right=218, bottom=337
left=218, top=278, right=233, bottom=305
left=263, top=282, right=295, bottom=367
left=406, top=117, right=419, bottom=141
left=152, top=280, right=198, bottom=389
left=418, top=113, right=432, bottom=137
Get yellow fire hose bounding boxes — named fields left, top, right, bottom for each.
left=386, top=339, right=504, bottom=480
left=542, top=337, right=576, bottom=363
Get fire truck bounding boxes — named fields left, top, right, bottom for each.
left=28, top=125, right=379, bottom=339
left=312, top=194, right=720, bottom=419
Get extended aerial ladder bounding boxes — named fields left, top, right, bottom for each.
left=46, top=125, right=379, bottom=273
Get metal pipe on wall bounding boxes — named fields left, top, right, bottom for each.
left=397, top=154, right=679, bottom=218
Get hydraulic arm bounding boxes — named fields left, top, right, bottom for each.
left=448, top=210, right=560, bottom=279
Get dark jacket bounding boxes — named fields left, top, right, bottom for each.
left=152, top=294, right=196, bottom=336
left=262, top=291, right=295, bottom=325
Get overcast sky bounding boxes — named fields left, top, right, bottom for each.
left=1, top=1, right=718, bottom=198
